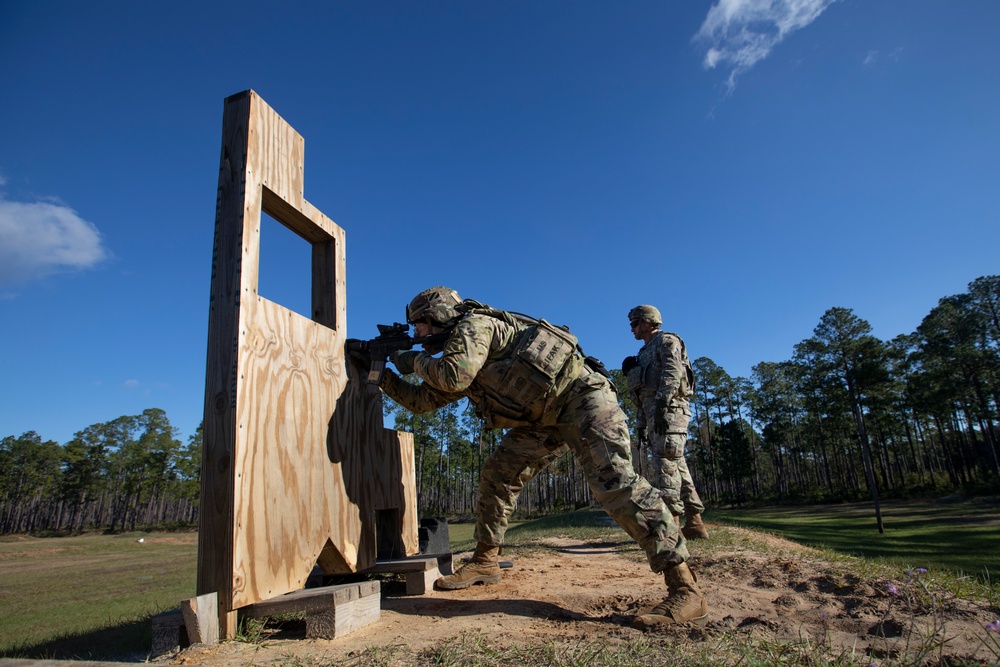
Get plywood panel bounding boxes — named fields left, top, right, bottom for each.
left=199, top=90, right=418, bottom=630
left=233, top=297, right=354, bottom=606
left=379, top=429, right=419, bottom=556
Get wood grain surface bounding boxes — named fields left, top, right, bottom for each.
left=200, top=90, right=417, bottom=633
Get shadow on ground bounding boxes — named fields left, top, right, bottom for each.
left=0, top=617, right=153, bottom=662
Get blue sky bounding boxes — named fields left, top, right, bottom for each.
left=1, top=1, right=997, bottom=446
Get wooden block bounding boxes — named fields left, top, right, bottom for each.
left=405, top=567, right=441, bottom=595
left=242, top=581, right=378, bottom=618
left=306, top=593, right=381, bottom=639
left=222, top=609, right=238, bottom=641
left=365, top=553, right=453, bottom=574
left=359, top=579, right=380, bottom=597
left=180, top=592, right=219, bottom=645
left=150, top=608, right=187, bottom=658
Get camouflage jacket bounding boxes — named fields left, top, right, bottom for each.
left=625, top=330, right=694, bottom=426
left=380, top=312, right=584, bottom=428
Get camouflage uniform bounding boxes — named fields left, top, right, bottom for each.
left=626, top=330, right=704, bottom=518
left=380, top=312, right=689, bottom=573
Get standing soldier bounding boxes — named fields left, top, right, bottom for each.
left=347, top=287, right=709, bottom=627
left=623, top=305, right=709, bottom=540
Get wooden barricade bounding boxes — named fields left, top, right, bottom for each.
left=198, top=90, right=418, bottom=639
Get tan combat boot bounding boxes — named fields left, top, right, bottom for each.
left=682, top=512, right=709, bottom=540
left=633, top=562, right=708, bottom=628
left=436, top=543, right=502, bottom=590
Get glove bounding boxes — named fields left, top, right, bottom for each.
left=391, top=349, right=421, bottom=375
left=622, top=355, right=638, bottom=374
left=345, top=340, right=371, bottom=373
left=653, top=398, right=669, bottom=436
left=635, top=425, right=648, bottom=447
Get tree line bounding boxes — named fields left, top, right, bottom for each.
left=687, top=275, right=999, bottom=507
left=386, top=274, right=1000, bottom=519
left=0, top=409, right=201, bottom=534
left=2, top=275, right=997, bottom=534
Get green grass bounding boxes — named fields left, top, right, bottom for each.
left=423, top=630, right=728, bottom=667
left=444, top=520, right=480, bottom=553
left=3, top=498, right=999, bottom=664
left=505, top=508, right=620, bottom=543
left=710, top=495, right=1000, bottom=580
left=0, top=531, right=197, bottom=660
left=446, top=510, right=634, bottom=563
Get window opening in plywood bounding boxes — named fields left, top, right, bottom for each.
left=258, top=210, right=312, bottom=320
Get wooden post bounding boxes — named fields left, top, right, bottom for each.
left=199, top=90, right=418, bottom=639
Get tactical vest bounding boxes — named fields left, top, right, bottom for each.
left=458, top=302, right=583, bottom=428
left=626, top=331, right=695, bottom=401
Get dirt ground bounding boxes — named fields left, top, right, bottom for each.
left=163, top=524, right=1000, bottom=666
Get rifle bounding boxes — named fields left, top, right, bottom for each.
left=345, top=322, right=449, bottom=384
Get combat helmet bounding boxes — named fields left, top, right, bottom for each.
left=407, top=286, right=463, bottom=327
left=628, top=305, right=662, bottom=327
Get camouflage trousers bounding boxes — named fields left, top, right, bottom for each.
left=475, top=371, right=688, bottom=573
left=642, top=401, right=704, bottom=517
left=676, top=453, right=705, bottom=516
left=647, top=432, right=706, bottom=517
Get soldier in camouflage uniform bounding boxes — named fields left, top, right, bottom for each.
left=623, top=305, right=708, bottom=540
left=348, top=287, right=708, bottom=627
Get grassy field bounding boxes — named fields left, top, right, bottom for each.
left=1, top=497, right=998, bottom=662
left=710, top=495, right=1000, bottom=580
left=0, top=531, right=197, bottom=660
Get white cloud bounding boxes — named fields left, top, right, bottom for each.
left=863, top=46, right=904, bottom=69
left=0, top=192, right=109, bottom=286
left=124, top=379, right=139, bottom=388
left=695, top=0, right=839, bottom=93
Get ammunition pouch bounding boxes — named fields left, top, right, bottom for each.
left=475, top=318, right=580, bottom=426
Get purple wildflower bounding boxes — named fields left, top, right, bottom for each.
left=914, top=567, right=927, bottom=574
left=887, top=583, right=899, bottom=596
left=987, top=620, right=1000, bottom=633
